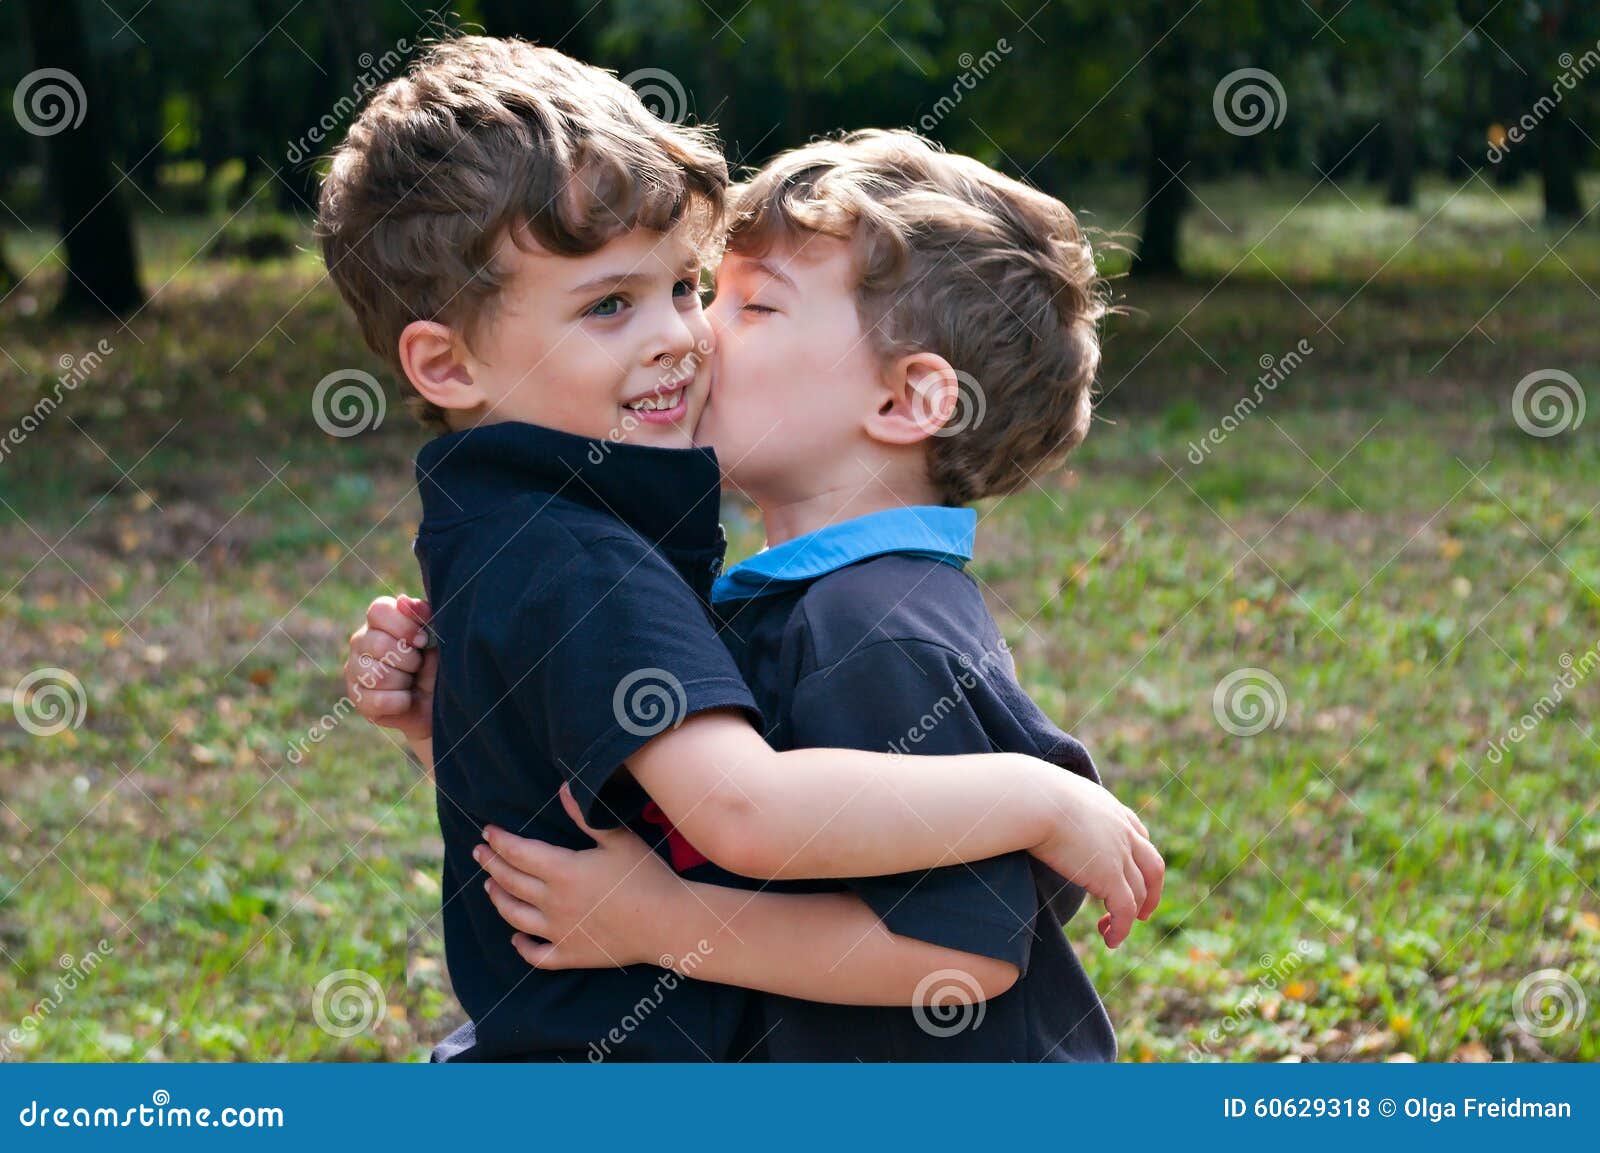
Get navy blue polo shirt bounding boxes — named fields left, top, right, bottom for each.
left=712, top=506, right=1117, bottom=1061
left=411, top=420, right=763, bottom=1062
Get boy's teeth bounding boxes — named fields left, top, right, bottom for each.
left=627, top=390, right=680, bottom=411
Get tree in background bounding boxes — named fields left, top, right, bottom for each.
left=19, top=0, right=144, bottom=316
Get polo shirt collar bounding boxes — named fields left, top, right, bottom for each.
left=415, top=420, right=724, bottom=551
left=712, top=505, right=975, bottom=604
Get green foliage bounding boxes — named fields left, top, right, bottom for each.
left=0, top=174, right=1595, bottom=1059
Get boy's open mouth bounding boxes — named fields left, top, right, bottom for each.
left=622, top=378, right=692, bottom=423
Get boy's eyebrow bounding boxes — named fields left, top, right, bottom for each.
left=569, top=259, right=703, bottom=296
left=733, top=258, right=796, bottom=291
left=568, top=271, right=653, bottom=295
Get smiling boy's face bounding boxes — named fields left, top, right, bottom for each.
left=449, top=226, right=712, bottom=448
left=696, top=233, right=883, bottom=499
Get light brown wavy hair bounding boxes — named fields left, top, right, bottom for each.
left=728, top=129, right=1104, bottom=504
left=316, top=36, right=727, bottom=432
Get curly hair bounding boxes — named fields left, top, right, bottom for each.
left=728, top=129, right=1104, bottom=504
left=317, top=36, right=727, bottom=432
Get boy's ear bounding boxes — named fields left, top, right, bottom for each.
left=397, top=320, right=488, bottom=415
left=865, top=352, right=960, bottom=446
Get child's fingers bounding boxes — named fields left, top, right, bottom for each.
left=511, top=933, right=565, bottom=970
left=482, top=824, right=572, bottom=878
left=1103, top=881, right=1136, bottom=948
left=349, top=654, right=420, bottom=693
left=396, top=594, right=433, bottom=626
left=1123, top=858, right=1148, bottom=921
left=557, top=782, right=609, bottom=844
left=1123, top=806, right=1149, bottom=840
left=483, top=878, right=549, bottom=938
left=352, top=689, right=419, bottom=722
left=1134, top=838, right=1165, bottom=919
left=472, top=844, right=548, bottom=905
left=365, top=597, right=420, bottom=642
left=351, top=626, right=424, bottom=675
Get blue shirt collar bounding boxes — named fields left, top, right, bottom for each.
left=712, top=506, right=975, bottom=604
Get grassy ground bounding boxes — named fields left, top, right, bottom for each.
left=1, top=174, right=1596, bottom=1061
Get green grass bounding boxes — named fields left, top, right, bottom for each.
left=1, top=173, right=1596, bottom=1061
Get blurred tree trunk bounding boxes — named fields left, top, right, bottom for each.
left=20, top=0, right=144, bottom=316
left=1132, top=13, right=1192, bottom=277
left=0, top=234, right=17, bottom=293
left=1540, top=111, right=1582, bottom=221
left=1385, top=44, right=1419, bottom=207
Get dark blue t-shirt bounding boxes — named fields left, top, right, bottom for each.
left=412, top=420, right=762, bottom=1062
left=711, top=507, right=1117, bottom=1061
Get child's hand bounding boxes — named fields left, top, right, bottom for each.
left=1031, top=773, right=1163, bottom=950
left=475, top=784, right=681, bottom=971
left=344, top=594, right=436, bottom=744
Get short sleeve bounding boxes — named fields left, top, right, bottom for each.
left=787, top=637, right=1040, bottom=971
left=489, top=528, right=760, bottom=828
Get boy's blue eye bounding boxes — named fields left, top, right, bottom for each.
left=588, top=295, right=625, bottom=318
left=673, top=278, right=699, bottom=298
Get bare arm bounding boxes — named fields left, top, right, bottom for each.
left=625, top=711, right=1158, bottom=952
left=479, top=789, right=1018, bottom=1005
